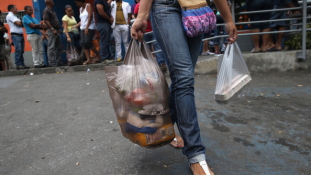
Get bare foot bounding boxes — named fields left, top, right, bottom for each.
left=191, top=161, right=214, bottom=175
left=170, top=135, right=184, bottom=148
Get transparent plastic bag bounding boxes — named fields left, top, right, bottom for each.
left=215, top=42, right=252, bottom=103
left=105, top=40, right=175, bottom=148
left=66, top=43, right=79, bottom=63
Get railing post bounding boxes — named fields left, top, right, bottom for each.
left=231, top=0, right=235, bottom=22
left=301, top=0, right=307, bottom=61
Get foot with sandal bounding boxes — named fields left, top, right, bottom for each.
left=83, top=60, right=93, bottom=65
left=170, top=135, right=215, bottom=175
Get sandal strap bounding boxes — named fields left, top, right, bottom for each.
left=199, top=161, right=212, bottom=175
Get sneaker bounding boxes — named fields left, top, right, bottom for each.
left=202, top=51, right=214, bottom=56
left=16, top=65, right=30, bottom=70
left=206, top=51, right=214, bottom=55
left=116, top=58, right=123, bottom=62
left=103, top=59, right=114, bottom=64
left=214, top=52, right=223, bottom=56
left=34, top=64, right=46, bottom=68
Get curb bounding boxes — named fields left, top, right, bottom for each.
left=195, top=50, right=311, bottom=75
left=0, top=62, right=122, bottom=77
left=1, top=50, right=310, bottom=77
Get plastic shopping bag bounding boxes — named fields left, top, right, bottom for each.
left=66, top=43, right=80, bottom=63
left=105, top=40, right=175, bottom=148
left=215, top=42, right=251, bottom=103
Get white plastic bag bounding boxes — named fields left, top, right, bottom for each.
left=66, top=44, right=79, bottom=62
left=215, top=42, right=251, bottom=102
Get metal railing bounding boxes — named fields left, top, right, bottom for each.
left=145, top=0, right=310, bottom=60
left=204, top=0, right=310, bottom=60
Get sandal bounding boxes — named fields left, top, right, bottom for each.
left=83, top=61, right=92, bottom=65
left=251, top=48, right=261, bottom=53
left=191, top=160, right=214, bottom=175
left=170, top=135, right=184, bottom=148
left=92, top=59, right=100, bottom=64
left=92, top=56, right=101, bottom=64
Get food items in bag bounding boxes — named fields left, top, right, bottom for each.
left=124, top=112, right=164, bottom=134
left=105, top=41, right=175, bottom=148
left=119, top=113, right=175, bottom=148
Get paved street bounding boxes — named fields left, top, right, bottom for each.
left=0, top=70, right=310, bottom=175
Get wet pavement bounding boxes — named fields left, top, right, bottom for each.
left=0, top=70, right=310, bottom=175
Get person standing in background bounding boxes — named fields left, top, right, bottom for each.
left=246, top=0, right=273, bottom=53
left=266, top=0, right=288, bottom=51
left=94, top=0, right=114, bottom=63
left=62, top=5, right=81, bottom=54
left=0, top=16, right=8, bottom=71
left=6, top=4, right=30, bottom=70
left=4, top=33, right=13, bottom=70
left=43, top=0, right=63, bottom=67
left=131, top=0, right=139, bottom=19
left=110, top=0, right=132, bottom=62
left=74, top=0, right=100, bottom=65
left=41, top=22, right=49, bottom=66
left=23, top=6, right=45, bottom=68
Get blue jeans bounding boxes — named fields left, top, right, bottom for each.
left=42, top=38, right=49, bottom=66
left=11, top=35, right=25, bottom=66
left=144, top=33, right=166, bottom=65
left=151, top=0, right=205, bottom=164
left=213, top=26, right=228, bottom=45
left=97, top=22, right=112, bottom=61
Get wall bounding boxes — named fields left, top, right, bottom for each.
left=2, top=0, right=136, bottom=67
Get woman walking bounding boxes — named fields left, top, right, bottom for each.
left=131, top=0, right=237, bottom=174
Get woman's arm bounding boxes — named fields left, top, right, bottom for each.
left=62, top=20, right=70, bottom=42
left=131, top=0, right=153, bottom=41
left=75, top=22, right=81, bottom=28
left=213, top=0, right=237, bottom=43
left=85, top=3, right=93, bottom=35
left=136, top=0, right=153, bottom=21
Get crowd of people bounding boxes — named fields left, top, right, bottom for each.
left=0, top=0, right=305, bottom=72
left=201, top=0, right=303, bottom=55
left=0, top=0, right=168, bottom=72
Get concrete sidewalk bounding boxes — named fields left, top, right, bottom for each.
left=0, top=70, right=310, bottom=175
left=1, top=50, right=311, bottom=77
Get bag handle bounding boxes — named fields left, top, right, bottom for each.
left=123, top=39, right=152, bottom=65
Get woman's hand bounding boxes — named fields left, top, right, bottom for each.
left=225, top=22, right=237, bottom=44
left=84, top=28, right=89, bottom=36
left=67, top=37, right=71, bottom=43
left=131, top=18, right=148, bottom=42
